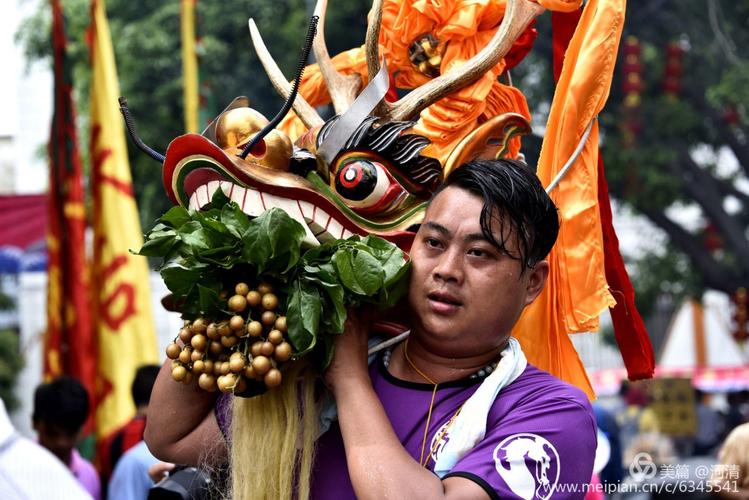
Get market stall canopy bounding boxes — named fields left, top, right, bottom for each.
left=0, top=194, right=47, bottom=273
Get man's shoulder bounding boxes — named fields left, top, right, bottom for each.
left=495, top=363, right=593, bottom=418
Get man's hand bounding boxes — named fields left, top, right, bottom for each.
left=324, top=308, right=372, bottom=393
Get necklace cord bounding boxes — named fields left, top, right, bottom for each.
left=404, top=338, right=438, bottom=465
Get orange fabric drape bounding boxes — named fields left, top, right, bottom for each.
left=278, top=0, right=537, bottom=163
left=513, top=0, right=626, bottom=398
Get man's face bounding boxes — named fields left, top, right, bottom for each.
left=33, top=419, right=78, bottom=465
left=408, top=186, right=549, bottom=357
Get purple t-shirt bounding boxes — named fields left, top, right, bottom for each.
left=70, top=448, right=102, bottom=500
left=218, top=355, right=597, bottom=499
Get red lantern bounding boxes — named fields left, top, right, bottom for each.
left=663, top=42, right=684, bottom=96
left=620, top=37, right=643, bottom=148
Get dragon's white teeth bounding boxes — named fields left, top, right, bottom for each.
left=242, top=189, right=263, bottom=216
left=219, top=181, right=234, bottom=199
left=196, top=184, right=209, bottom=207
left=229, top=184, right=245, bottom=207
left=297, top=200, right=314, bottom=221
left=188, top=191, right=200, bottom=210
left=191, top=182, right=360, bottom=247
left=307, top=208, right=329, bottom=236
left=206, top=181, right=221, bottom=202
left=327, top=218, right=345, bottom=241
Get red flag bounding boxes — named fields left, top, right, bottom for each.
left=45, top=0, right=96, bottom=403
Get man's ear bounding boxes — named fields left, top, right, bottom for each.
left=523, top=260, right=549, bottom=307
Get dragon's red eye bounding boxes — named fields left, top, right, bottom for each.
left=333, top=157, right=397, bottom=209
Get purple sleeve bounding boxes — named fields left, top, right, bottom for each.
left=444, top=396, right=597, bottom=500
left=215, top=393, right=233, bottom=443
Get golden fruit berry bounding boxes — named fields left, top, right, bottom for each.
left=229, top=315, right=245, bottom=332
left=261, top=311, right=277, bottom=327
left=274, top=342, right=292, bottom=362
left=235, top=282, right=250, bottom=296
left=274, top=316, right=287, bottom=333
left=228, top=294, right=248, bottom=313
left=268, top=329, right=284, bottom=345
left=246, top=291, right=262, bottom=307
left=246, top=321, right=263, bottom=337
left=252, top=356, right=271, bottom=375
left=264, top=368, right=282, bottom=388
left=166, top=343, right=181, bottom=360
left=261, top=293, right=279, bottom=311
left=192, top=318, right=207, bottom=334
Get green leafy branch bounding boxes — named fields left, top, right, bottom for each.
left=138, top=189, right=410, bottom=369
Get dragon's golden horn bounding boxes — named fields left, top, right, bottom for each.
left=383, top=0, right=544, bottom=122
left=248, top=18, right=324, bottom=129
left=312, top=0, right=362, bottom=114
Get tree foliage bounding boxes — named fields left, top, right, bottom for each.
left=18, top=0, right=370, bottom=227
left=599, top=1, right=749, bottom=300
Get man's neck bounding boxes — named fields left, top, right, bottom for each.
left=388, top=334, right=506, bottom=384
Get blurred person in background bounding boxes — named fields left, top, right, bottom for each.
left=710, top=422, right=749, bottom=500
left=594, top=402, right=624, bottom=488
left=694, top=389, right=724, bottom=456
left=0, top=398, right=92, bottom=499
left=100, top=364, right=161, bottom=487
left=618, top=381, right=660, bottom=456
left=723, top=392, right=748, bottom=439
left=108, top=440, right=172, bottom=500
left=32, top=376, right=101, bottom=500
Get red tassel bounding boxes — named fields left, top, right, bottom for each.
left=597, top=156, right=655, bottom=379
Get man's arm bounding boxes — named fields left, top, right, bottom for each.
left=144, top=360, right=227, bottom=465
left=326, top=312, right=490, bottom=500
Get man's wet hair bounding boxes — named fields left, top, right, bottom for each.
left=132, top=364, right=161, bottom=408
left=434, top=159, right=559, bottom=269
left=32, top=376, right=89, bottom=434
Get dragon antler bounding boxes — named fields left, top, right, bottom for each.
left=312, top=0, right=363, bottom=114
left=251, top=0, right=543, bottom=129
left=248, top=19, right=325, bottom=129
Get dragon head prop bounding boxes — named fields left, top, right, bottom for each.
left=123, top=0, right=542, bottom=249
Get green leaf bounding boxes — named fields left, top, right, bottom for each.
left=220, top=202, right=250, bottom=238
left=138, top=233, right=177, bottom=257
left=361, top=235, right=406, bottom=282
left=381, top=261, right=411, bottom=308
left=197, top=284, right=226, bottom=316
left=286, top=280, right=321, bottom=356
left=333, top=246, right=384, bottom=296
left=241, top=208, right=307, bottom=273
left=176, top=221, right=212, bottom=252
left=160, top=262, right=203, bottom=298
left=160, top=206, right=191, bottom=228
left=207, top=185, right=231, bottom=209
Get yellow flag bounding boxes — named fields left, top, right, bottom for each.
left=89, top=0, right=158, bottom=440
left=181, top=0, right=199, bottom=133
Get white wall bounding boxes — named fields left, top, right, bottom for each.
left=0, top=0, right=52, bottom=195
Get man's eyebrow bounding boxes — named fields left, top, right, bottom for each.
left=464, top=232, right=491, bottom=244
left=423, top=221, right=450, bottom=236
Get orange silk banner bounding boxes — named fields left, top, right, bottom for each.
left=513, top=0, right=626, bottom=398
left=89, top=0, right=158, bottom=440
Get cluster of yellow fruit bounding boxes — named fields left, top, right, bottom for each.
left=166, top=281, right=293, bottom=393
